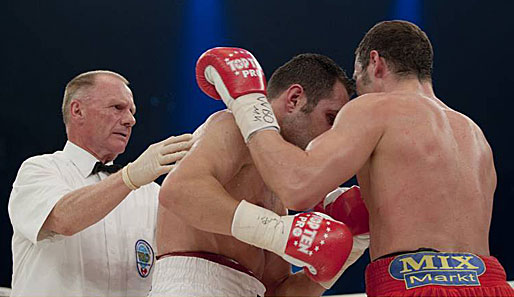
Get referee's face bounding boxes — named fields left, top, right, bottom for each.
left=80, top=75, right=136, bottom=162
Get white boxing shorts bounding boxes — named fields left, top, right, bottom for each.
left=149, top=252, right=266, bottom=296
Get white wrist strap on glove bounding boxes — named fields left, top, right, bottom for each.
left=231, top=200, right=289, bottom=254
left=204, top=66, right=280, bottom=142
left=231, top=93, right=280, bottom=142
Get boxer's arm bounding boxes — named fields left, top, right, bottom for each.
left=159, top=111, right=247, bottom=235
left=262, top=252, right=325, bottom=296
left=248, top=94, right=386, bottom=210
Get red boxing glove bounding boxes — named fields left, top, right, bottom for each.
left=312, top=186, right=370, bottom=288
left=283, top=212, right=353, bottom=284
left=196, top=47, right=279, bottom=142
left=231, top=201, right=353, bottom=284
left=196, top=47, right=267, bottom=101
left=314, top=186, right=369, bottom=235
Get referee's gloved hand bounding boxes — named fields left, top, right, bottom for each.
left=121, top=133, right=194, bottom=190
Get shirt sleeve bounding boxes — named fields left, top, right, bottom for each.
left=8, top=156, right=73, bottom=245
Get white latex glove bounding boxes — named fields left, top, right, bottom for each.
left=122, top=133, right=193, bottom=190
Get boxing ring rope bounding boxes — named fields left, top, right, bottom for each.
left=0, top=281, right=512, bottom=296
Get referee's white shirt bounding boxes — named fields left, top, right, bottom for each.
left=8, top=141, right=159, bottom=296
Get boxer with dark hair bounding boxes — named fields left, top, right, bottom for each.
left=154, top=53, right=365, bottom=296
left=199, top=21, right=514, bottom=296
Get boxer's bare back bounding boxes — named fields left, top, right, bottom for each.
left=349, top=89, right=496, bottom=260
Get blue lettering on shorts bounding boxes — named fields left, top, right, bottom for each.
left=388, top=252, right=486, bottom=289
left=135, top=239, right=154, bottom=278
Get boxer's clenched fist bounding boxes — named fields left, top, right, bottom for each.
left=196, top=47, right=280, bottom=142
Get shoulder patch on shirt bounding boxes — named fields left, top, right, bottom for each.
left=135, top=239, right=154, bottom=278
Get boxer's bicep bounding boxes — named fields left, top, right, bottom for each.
left=317, top=99, right=383, bottom=170
left=298, top=98, right=385, bottom=203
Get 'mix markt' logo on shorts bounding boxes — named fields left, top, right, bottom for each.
left=388, top=252, right=486, bottom=289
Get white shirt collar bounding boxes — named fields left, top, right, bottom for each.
left=63, top=141, right=114, bottom=178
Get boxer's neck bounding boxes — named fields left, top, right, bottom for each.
left=381, top=76, right=435, bottom=99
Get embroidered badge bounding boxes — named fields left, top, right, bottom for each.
left=135, top=239, right=154, bottom=278
left=388, top=252, right=486, bottom=289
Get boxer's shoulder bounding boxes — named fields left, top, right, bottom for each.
left=335, top=93, right=391, bottom=127
left=196, top=110, right=250, bottom=162
left=207, top=109, right=236, bottom=123
left=201, top=110, right=245, bottom=142
left=205, top=110, right=241, bottom=131
left=341, top=93, right=390, bottom=114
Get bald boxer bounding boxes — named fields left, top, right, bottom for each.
left=155, top=54, right=362, bottom=296
left=198, top=21, right=514, bottom=296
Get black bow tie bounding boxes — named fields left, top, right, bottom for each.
left=91, top=162, right=123, bottom=175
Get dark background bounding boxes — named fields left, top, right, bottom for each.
left=1, top=0, right=512, bottom=294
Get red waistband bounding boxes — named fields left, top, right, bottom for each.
left=365, top=253, right=508, bottom=296
left=157, top=251, right=257, bottom=279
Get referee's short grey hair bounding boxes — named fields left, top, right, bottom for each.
left=61, top=70, right=129, bottom=125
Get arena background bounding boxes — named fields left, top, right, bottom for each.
left=1, top=0, right=513, bottom=295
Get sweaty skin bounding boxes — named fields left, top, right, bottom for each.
left=244, top=85, right=495, bottom=261
left=355, top=91, right=495, bottom=259
left=157, top=111, right=325, bottom=296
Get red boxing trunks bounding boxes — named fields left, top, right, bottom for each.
left=365, top=251, right=514, bottom=296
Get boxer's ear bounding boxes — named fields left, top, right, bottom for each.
left=284, top=84, right=304, bottom=112
left=370, top=50, right=387, bottom=79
